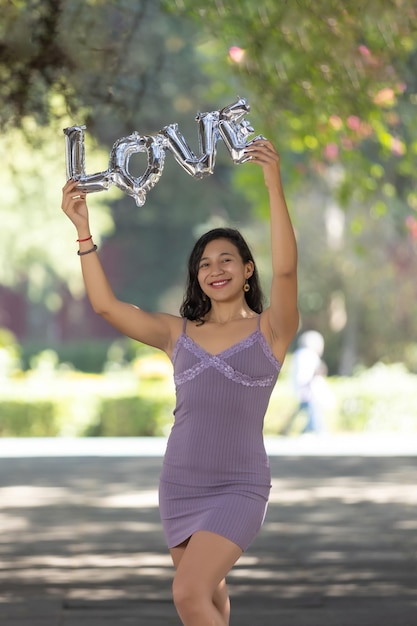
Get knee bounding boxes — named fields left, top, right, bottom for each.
left=172, top=575, right=203, bottom=617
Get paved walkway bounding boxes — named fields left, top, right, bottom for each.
left=0, top=436, right=416, bottom=625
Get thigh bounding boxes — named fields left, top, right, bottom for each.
left=170, top=537, right=190, bottom=570
left=174, top=531, right=242, bottom=591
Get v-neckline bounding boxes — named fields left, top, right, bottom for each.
left=171, top=326, right=282, bottom=371
left=183, top=329, right=259, bottom=358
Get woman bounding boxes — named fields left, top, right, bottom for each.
left=61, top=138, right=298, bottom=626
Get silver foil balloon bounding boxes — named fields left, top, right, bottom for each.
left=108, top=132, right=167, bottom=207
left=64, top=125, right=85, bottom=179
left=218, top=97, right=265, bottom=163
left=64, top=126, right=111, bottom=192
left=63, top=97, right=264, bottom=205
left=161, top=110, right=219, bottom=178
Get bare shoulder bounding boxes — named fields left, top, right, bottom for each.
left=155, top=312, right=184, bottom=357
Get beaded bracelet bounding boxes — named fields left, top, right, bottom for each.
left=77, top=244, right=97, bottom=256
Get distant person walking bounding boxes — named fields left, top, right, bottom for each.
left=281, top=331, right=328, bottom=435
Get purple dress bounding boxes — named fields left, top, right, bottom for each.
left=158, top=315, right=281, bottom=551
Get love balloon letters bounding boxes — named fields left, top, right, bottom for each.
left=64, top=97, right=264, bottom=206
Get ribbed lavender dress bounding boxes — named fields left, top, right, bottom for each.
left=158, top=315, right=281, bottom=552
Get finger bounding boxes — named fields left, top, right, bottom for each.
left=63, top=178, right=84, bottom=195
left=63, top=178, right=77, bottom=191
left=62, top=179, right=86, bottom=202
left=248, top=138, right=276, bottom=151
left=248, top=143, right=278, bottom=157
left=244, top=148, right=278, bottom=164
left=245, top=140, right=276, bottom=153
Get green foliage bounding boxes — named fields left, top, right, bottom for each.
left=0, top=0, right=254, bottom=334
left=0, top=400, right=59, bottom=436
left=166, top=0, right=417, bottom=232
left=166, top=1, right=416, bottom=130
left=21, top=339, right=116, bottom=373
left=163, top=0, right=417, bottom=372
left=2, top=0, right=417, bottom=373
left=0, top=113, right=115, bottom=302
left=0, top=391, right=171, bottom=438
left=331, top=363, right=417, bottom=433
left=1, top=356, right=416, bottom=437
left=84, top=395, right=172, bottom=437
left=264, top=361, right=417, bottom=435
left=0, top=327, right=20, bottom=351
left=1, top=0, right=200, bottom=131
left=0, top=328, right=21, bottom=375
left=0, top=0, right=68, bottom=128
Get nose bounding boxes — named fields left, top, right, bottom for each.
left=210, top=263, right=224, bottom=276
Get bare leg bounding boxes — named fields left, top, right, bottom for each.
left=169, top=531, right=242, bottom=626
left=212, top=578, right=230, bottom=623
left=171, top=540, right=231, bottom=624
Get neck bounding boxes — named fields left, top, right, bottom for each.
left=206, top=304, right=256, bottom=325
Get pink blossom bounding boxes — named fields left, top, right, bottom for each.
left=391, top=137, right=405, bottom=156
left=347, top=115, right=361, bottom=131
left=358, top=45, right=370, bottom=56
left=323, top=143, right=339, bottom=160
left=228, top=46, right=245, bottom=63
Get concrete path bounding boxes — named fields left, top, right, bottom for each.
left=0, top=435, right=416, bottom=625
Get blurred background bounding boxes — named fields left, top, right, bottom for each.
left=1, top=0, right=417, bottom=438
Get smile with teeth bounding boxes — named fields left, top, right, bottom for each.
left=210, top=279, right=230, bottom=288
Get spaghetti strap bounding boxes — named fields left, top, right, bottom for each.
left=257, top=313, right=261, bottom=329
left=182, top=317, right=188, bottom=334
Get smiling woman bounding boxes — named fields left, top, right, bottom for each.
left=180, top=227, right=263, bottom=329
left=61, top=138, right=298, bottom=626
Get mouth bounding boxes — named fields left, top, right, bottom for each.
left=209, top=279, right=230, bottom=288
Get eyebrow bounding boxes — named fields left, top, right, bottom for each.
left=199, top=251, right=236, bottom=262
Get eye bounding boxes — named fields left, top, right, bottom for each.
left=199, top=262, right=209, bottom=269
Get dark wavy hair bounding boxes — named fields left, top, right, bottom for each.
left=180, top=227, right=264, bottom=323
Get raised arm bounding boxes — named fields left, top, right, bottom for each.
left=245, top=140, right=299, bottom=359
left=61, top=179, right=178, bottom=354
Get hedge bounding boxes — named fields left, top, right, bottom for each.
left=0, top=400, right=59, bottom=437
left=1, top=362, right=416, bottom=437
left=82, top=395, right=173, bottom=437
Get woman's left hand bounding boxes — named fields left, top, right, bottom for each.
left=244, top=139, right=281, bottom=190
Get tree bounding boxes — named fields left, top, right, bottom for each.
left=2, top=0, right=417, bottom=371
left=0, top=0, right=254, bottom=345
left=162, top=0, right=417, bottom=373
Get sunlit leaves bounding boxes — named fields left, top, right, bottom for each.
left=0, top=98, right=115, bottom=301
left=164, top=0, right=417, bottom=371
left=163, top=0, right=417, bottom=210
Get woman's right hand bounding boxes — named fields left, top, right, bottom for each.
left=61, top=179, right=90, bottom=236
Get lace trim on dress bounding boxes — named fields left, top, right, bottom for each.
left=173, top=332, right=280, bottom=387
left=257, top=330, right=282, bottom=370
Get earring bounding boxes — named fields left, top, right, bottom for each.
left=243, top=280, right=250, bottom=293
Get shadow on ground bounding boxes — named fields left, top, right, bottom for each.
left=0, top=453, right=416, bottom=625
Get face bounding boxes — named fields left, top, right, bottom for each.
left=197, top=238, right=253, bottom=300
